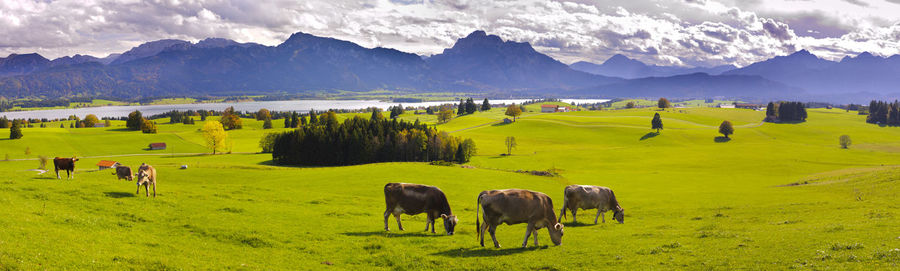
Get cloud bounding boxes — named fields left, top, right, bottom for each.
left=0, top=0, right=898, bottom=69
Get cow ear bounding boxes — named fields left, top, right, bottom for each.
left=440, top=214, right=448, bottom=219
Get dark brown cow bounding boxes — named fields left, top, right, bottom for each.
left=477, top=189, right=564, bottom=248
left=53, top=157, right=79, bottom=179
left=560, top=185, right=624, bottom=224
left=114, top=166, right=133, bottom=181
left=383, top=183, right=458, bottom=235
left=135, top=163, right=157, bottom=197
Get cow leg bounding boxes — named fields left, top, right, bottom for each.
left=533, top=227, right=539, bottom=246
left=55, top=168, right=60, bottom=179
left=69, top=170, right=73, bottom=179
left=601, top=212, right=606, bottom=223
left=152, top=182, right=156, bottom=197
left=595, top=209, right=602, bottom=224
left=572, top=209, right=578, bottom=224
left=559, top=206, right=566, bottom=222
left=425, top=213, right=432, bottom=232
left=383, top=209, right=391, bottom=231
left=479, top=222, right=487, bottom=247
left=522, top=223, right=534, bottom=248
left=136, top=183, right=141, bottom=194
left=146, top=184, right=150, bottom=197
left=489, top=224, right=500, bottom=248
left=393, top=213, right=404, bottom=231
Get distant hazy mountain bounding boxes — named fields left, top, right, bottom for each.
left=570, top=54, right=735, bottom=79
left=50, top=54, right=102, bottom=67
left=0, top=53, right=51, bottom=77
left=724, top=50, right=900, bottom=95
left=427, top=31, right=619, bottom=90
left=109, top=39, right=191, bottom=65
left=577, top=72, right=803, bottom=99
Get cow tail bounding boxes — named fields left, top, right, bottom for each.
left=475, top=193, right=482, bottom=241
left=560, top=191, right=567, bottom=221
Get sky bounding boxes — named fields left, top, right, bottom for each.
left=1, top=0, right=899, bottom=67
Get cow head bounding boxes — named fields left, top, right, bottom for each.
left=440, top=214, right=458, bottom=235
left=72, top=156, right=79, bottom=162
left=136, top=165, right=150, bottom=184
left=549, top=223, right=564, bottom=245
left=613, top=207, right=625, bottom=224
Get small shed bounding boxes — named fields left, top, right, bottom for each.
left=541, top=104, right=559, bottom=113
left=97, top=160, right=120, bottom=170
left=149, top=142, right=167, bottom=150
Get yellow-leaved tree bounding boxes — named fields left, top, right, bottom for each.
left=202, top=121, right=228, bottom=154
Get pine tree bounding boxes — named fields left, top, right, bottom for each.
left=309, top=110, right=318, bottom=125
left=766, top=102, right=776, bottom=120
left=9, top=120, right=23, bottom=139
left=284, top=116, right=291, bottom=128
left=465, top=98, right=476, bottom=114
left=481, top=98, right=491, bottom=111
left=457, top=99, right=466, bottom=115
left=291, top=112, right=299, bottom=128
left=651, top=113, right=663, bottom=133
left=371, top=109, right=385, bottom=121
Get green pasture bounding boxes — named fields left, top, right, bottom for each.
left=0, top=104, right=898, bottom=270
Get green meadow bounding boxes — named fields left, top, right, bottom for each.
left=0, top=103, right=898, bottom=270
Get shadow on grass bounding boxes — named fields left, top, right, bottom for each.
left=561, top=221, right=596, bottom=227
left=104, top=191, right=135, bottom=198
left=107, top=128, right=132, bottom=132
left=714, top=136, right=731, bottom=143
left=490, top=122, right=512, bottom=127
left=342, top=231, right=444, bottom=238
left=640, top=132, right=659, bottom=141
left=431, top=246, right=546, bottom=258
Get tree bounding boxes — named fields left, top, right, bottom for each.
left=24, top=146, right=30, bottom=155
left=290, top=112, right=299, bottom=128
left=765, top=102, right=777, bottom=119
left=465, top=98, right=477, bottom=114
left=657, top=98, right=671, bottom=109
left=126, top=110, right=143, bottom=130
left=284, top=116, right=291, bottom=128
left=299, top=115, right=307, bottom=126
left=438, top=109, right=453, bottom=123
left=371, top=109, right=385, bottom=121
left=141, top=119, right=157, bottom=134
left=256, top=109, right=271, bottom=121
left=651, top=112, right=663, bottom=133
left=202, top=121, right=228, bottom=154
left=309, top=110, right=318, bottom=125
left=262, top=117, right=273, bottom=129
left=105, top=119, right=112, bottom=127
left=457, top=99, right=466, bottom=115
left=625, top=101, right=636, bottom=109
left=481, top=98, right=491, bottom=111
left=719, top=120, right=734, bottom=138
left=839, top=135, right=851, bottom=149
left=83, top=114, right=99, bottom=127
left=505, top=136, right=517, bottom=155
left=389, top=106, right=403, bottom=119
left=220, top=106, right=242, bottom=130
left=505, top=105, right=522, bottom=121
left=0, top=116, right=7, bottom=128
left=9, top=120, right=22, bottom=139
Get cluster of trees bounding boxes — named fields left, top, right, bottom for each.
left=657, top=98, right=671, bottom=109
left=219, top=107, right=242, bottom=130
left=165, top=111, right=196, bottom=125
left=126, top=111, right=157, bottom=134
left=765, top=102, right=807, bottom=122
left=865, top=100, right=900, bottom=125
left=389, top=105, right=405, bottom=119
left=267, top=115, right=476, bottom=166
left=458, top=98, right=478, bottom=115
left=283, top=111, right=310, bottom=128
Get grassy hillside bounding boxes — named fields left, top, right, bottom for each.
left=0, top=106, right=898, bottom=269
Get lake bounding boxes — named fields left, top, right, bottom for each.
left=0, top=99, right=609, bottom=119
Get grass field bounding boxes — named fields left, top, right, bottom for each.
left=0, top=105, right=898, bottom=270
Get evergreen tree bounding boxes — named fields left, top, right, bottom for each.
left=481, top=98, right=491, bottom=111
left=765, top=102, right=777, bottom=119
left=9, top=120, right=23, bottom=139
left=457, top=99, right=466, bottom=115
left=291, top=112, right=299, bottom=128
left=284, top=116, right=291, bottom=128
left=0, top=116, right=7, bottom=128
left=263, top=117, right=273, bottom=129
left=309, top=110, right=318, bottom=125
left=371, top=109, right=385, bottom=121
left=300, top=115, right=307, bottom=126
left=465, top=98, right=477, bottom=114
left=651, top=113, right=663, bottom=133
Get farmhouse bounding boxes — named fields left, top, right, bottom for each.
left=149, top=142, right=167, bottom=150
left=718, top=103, right=736, bottom=109
left=541, top=104, right=574, bottom=113
left=96, top=160, right=119, bottom=170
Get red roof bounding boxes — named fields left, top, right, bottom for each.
left=149, top=143, right=166, bottom=148
left=541, top=104, right=559, bottom=108
left=97, top=160, right=118, bottom=167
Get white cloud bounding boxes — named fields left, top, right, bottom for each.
left=0, top=0, right=897, bottom=68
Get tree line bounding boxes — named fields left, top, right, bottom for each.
left=267, top=114, right=476, bottom=166
left=765, top=101, right=807, bottom=122
left=865, top=100, right=900, bottom=125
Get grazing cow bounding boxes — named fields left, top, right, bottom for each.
left=383, top=183, right=458, bottom=235
left=135, top=163, right=157, bottom=197
left=114, top=166, right=133, bottom=181
left=559, top=185, right=624, bottom=224
left=53, top=157, right=79, bottom=179
left=476, top=189, right=564, bottom=248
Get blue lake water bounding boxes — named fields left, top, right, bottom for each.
left=0, top=99, right=609, bottom=119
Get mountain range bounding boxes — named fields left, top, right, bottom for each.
left=0, top=30, right=897, bottom=103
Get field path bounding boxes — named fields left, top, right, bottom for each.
left=4, top=152, right=257, bottom=161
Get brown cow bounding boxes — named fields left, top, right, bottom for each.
left=384, top=183, right=458, bottom=235
left=135, top=163, right=157, bottom=197
left=559, top=185, right=624, bottom=224
left=477, top=189, right=564, bottom=248
left=114, top=166, right=133, bottom=181
left=53, top=156, right=79, bottom=179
